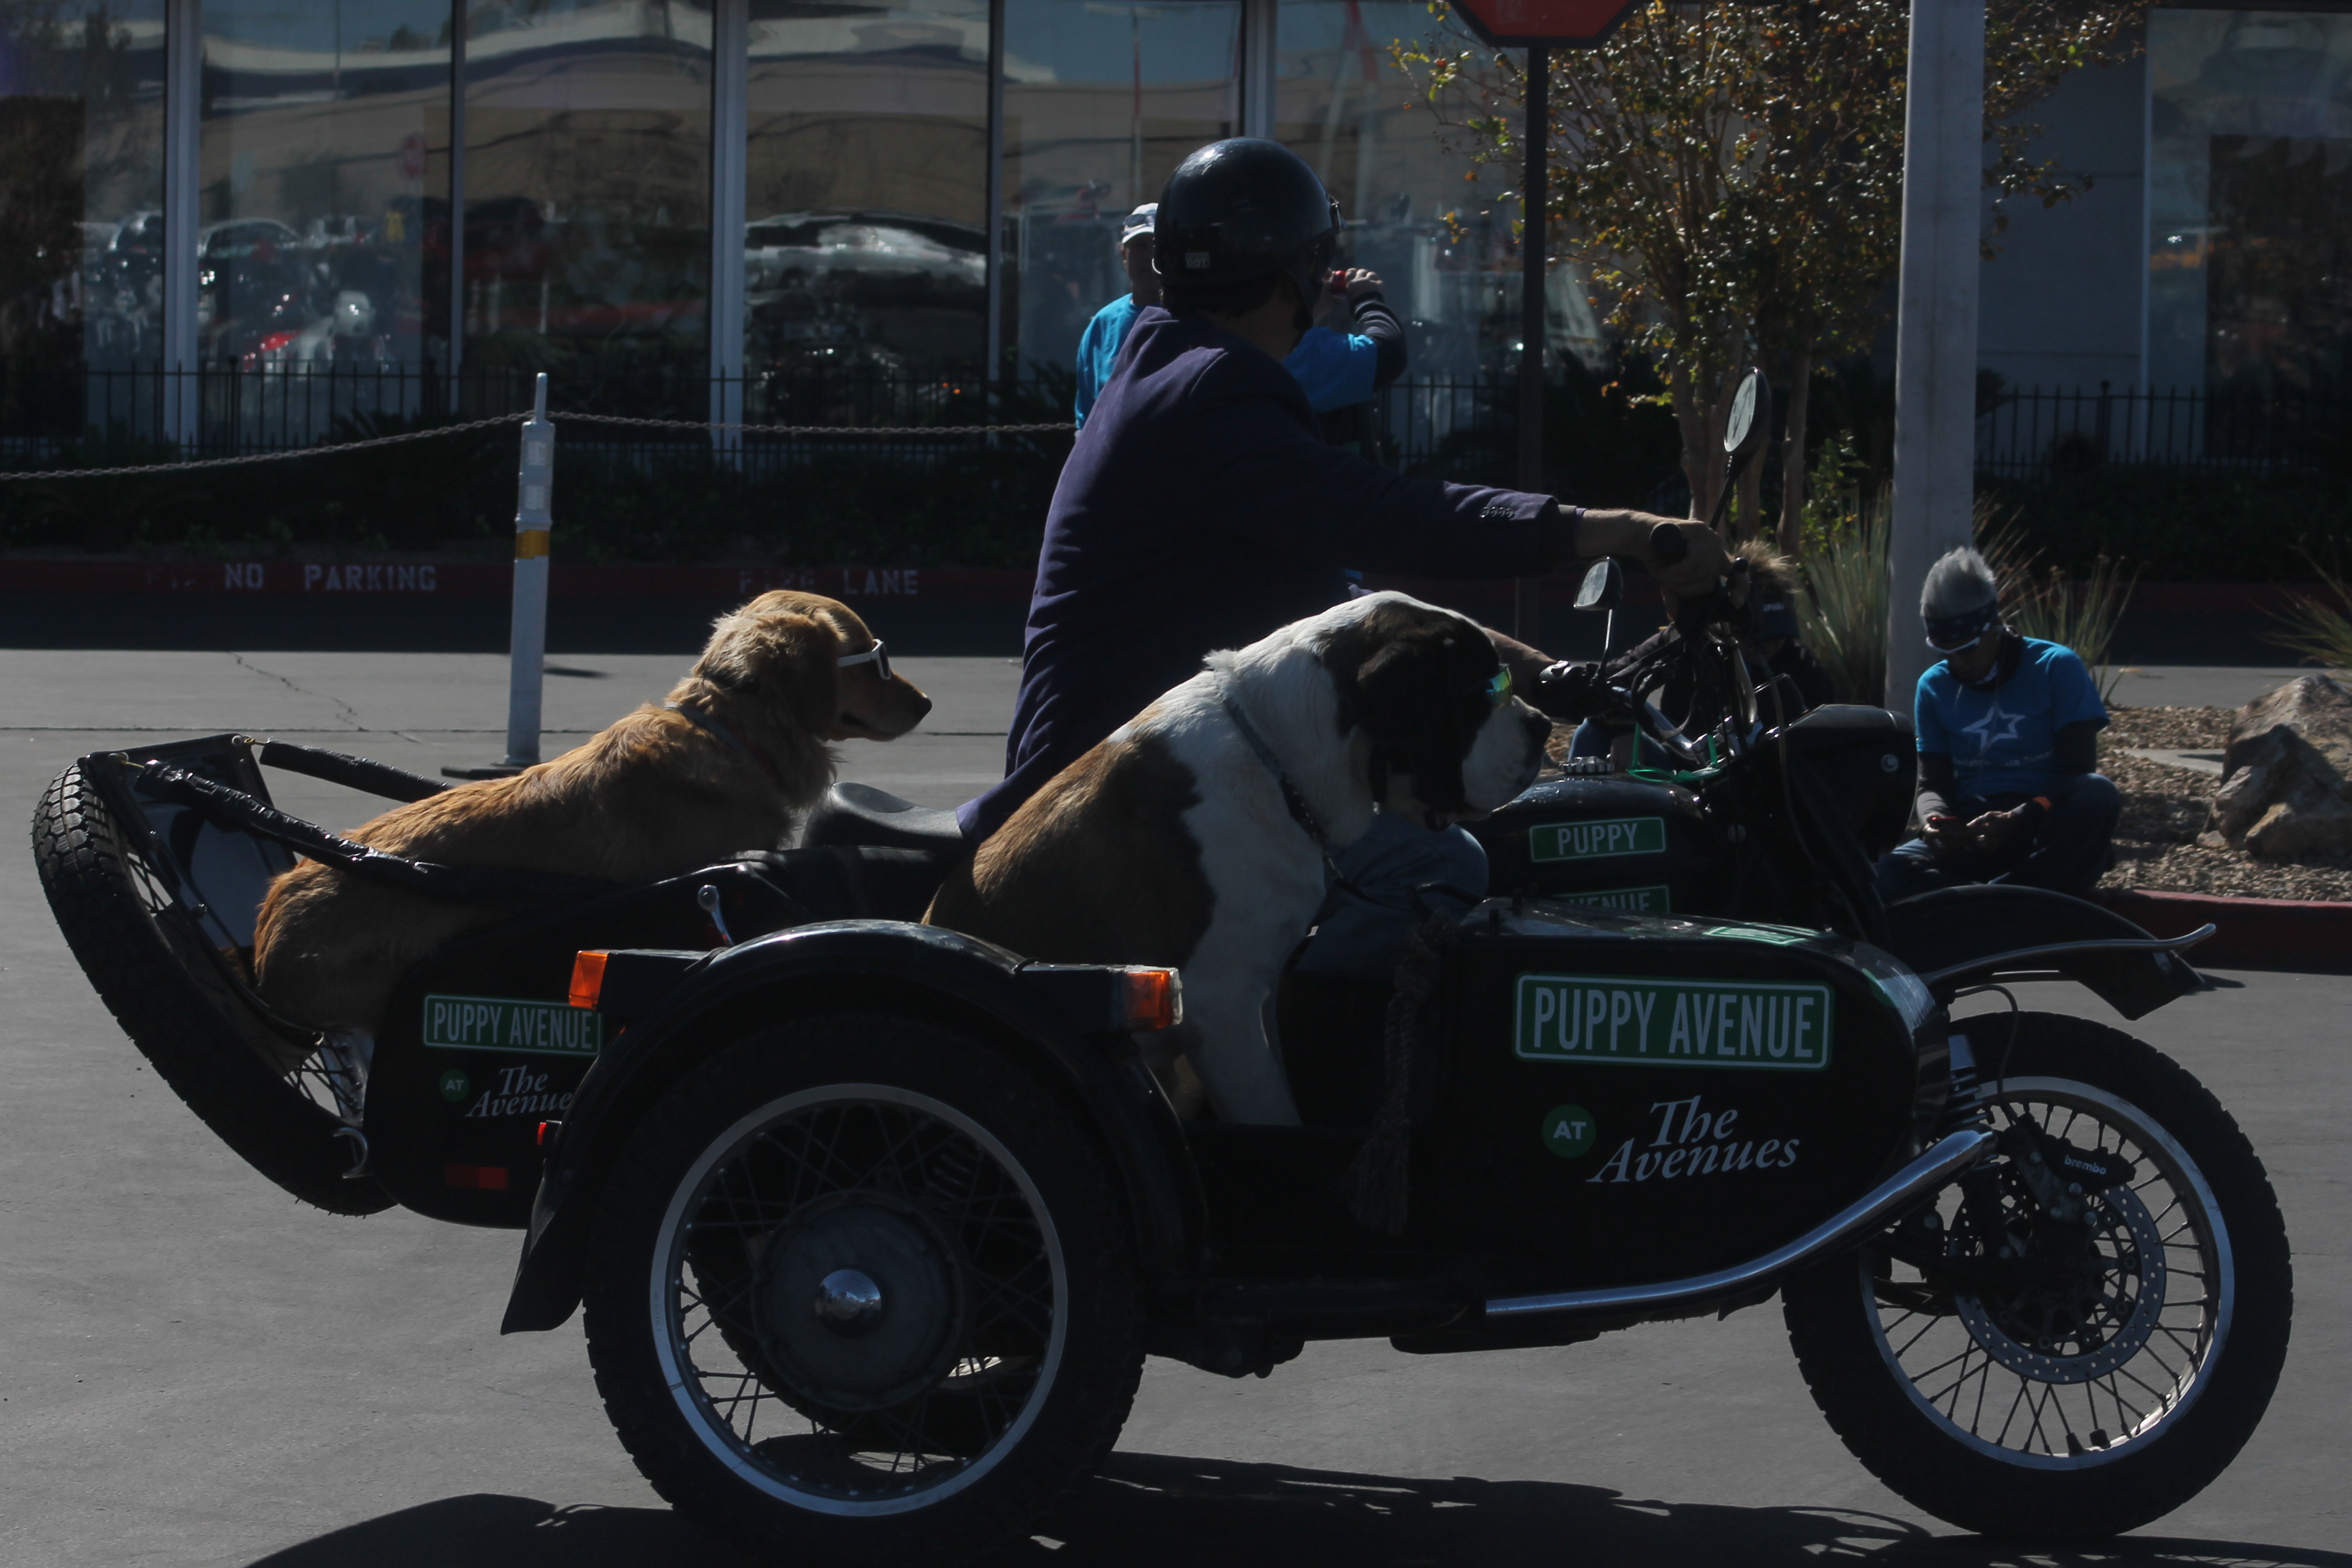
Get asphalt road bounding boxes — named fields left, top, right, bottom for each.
left=1, top=646, right=2343, bottom=1567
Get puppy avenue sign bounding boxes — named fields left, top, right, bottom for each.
left=1515, top=974, right=1833, bottom=1071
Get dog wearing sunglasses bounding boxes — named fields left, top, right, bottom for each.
left=926, top=592, right=1550, bottom=1124
left=252, top=590, right=930, bottom=1053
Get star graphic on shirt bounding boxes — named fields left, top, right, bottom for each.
left=1956, top=706, right=2029, bottom=763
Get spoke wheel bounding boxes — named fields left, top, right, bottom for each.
left=31, top=761, right=392, bottom=1213
left=1871, top=1082, right=2218, bottom=1466
left=1785, top=1012, right=2290, bottom=1539
left=586, top=1016, right=1142, bottom=1564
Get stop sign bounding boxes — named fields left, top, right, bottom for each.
left=1449, top=0, right=1637, bottom=46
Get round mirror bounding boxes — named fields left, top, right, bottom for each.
left=1722, top=367, right=1770, bottom=456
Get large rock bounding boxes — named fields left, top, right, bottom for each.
left=2203, top=675, right=2352, bottom=861
left=2226, top=673, right=2352, bottom=777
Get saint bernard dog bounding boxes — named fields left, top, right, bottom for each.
left=925, top=592, right=1552, bottom=1124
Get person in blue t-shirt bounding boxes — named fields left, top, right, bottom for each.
left=1072, top=203, right=1161, bottom=428
left=1074, top=208, right=1407, bottom=428
left=1875, top=546, right=2119, bottom=902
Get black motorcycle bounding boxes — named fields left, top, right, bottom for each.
left=32, top=582, right=2289, bottom=1560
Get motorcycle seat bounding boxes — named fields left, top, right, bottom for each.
left=800, top=781, right=971, bottom=856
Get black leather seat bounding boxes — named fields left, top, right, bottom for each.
left=799, top=782, right=971, bottom=855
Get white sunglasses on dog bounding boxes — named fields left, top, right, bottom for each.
left=837, top=639, right=891, bottom=681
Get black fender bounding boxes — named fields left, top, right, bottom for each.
left=498, top=921, right=1206, bottom=1333
left=1883, top=884, right=2203, bottom=1021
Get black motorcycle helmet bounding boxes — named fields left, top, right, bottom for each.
left=1154, top=138, right=1341, bottom=318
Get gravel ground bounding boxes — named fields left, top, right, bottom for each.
left=2098, top=706, right=2352, bottom=903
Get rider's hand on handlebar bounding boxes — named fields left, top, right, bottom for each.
left=1637, top=517, right=1734, bottom=599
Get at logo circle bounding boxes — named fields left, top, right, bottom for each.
left=439, top=1068, right=472, bottom=1103
left=1542, top=1103, right=1597, bottom=1158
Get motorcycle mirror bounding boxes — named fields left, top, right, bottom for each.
left=1722, top=366, right=1771, bottom=458
left=1573, top=558, right=1624, bottom=612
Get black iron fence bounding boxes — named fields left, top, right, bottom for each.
left=1975, top=382, right=2350, bottom=480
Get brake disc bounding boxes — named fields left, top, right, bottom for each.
left=1951, top=1180, right=2168, bottom=1385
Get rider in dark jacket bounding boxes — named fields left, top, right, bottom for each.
left=960, top=138, right=1730, bottom=842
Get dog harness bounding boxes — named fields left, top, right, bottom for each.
left=664, top=701, right=791, bottom=790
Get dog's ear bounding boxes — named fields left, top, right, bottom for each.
left=696, top=604, right=839, bottom=733
left=1335, top=615, right=1498, bottom=814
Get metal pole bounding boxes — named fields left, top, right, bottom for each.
left=709, top=0, right=748, bottom=464
left=447, top=0, right=466, bottom=400
left=1883, top=0, right=1985, bottom=710
left=1512, top=43, right=1548, bottom=644
left=983, top=0, right=1008, bottom=386
left=162, top=0, right=200, bottom=446
left=505, top=373, right=553, bottom=768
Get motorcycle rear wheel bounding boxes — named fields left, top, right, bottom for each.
left=582, top=1015, right=1144, bottom=1565
left=31, top=761, right=393, bottom=1215
left=1784, top=1011, right=2290, bottom=1539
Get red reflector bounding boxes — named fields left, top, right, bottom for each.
left=443, top=1163, right=510, bottom=1191
left=537, top=1120, right=560, bottom=1148
left=1116, top=968, right=1182, bottom=1031
left=568, top=950, right=608, bottom=1011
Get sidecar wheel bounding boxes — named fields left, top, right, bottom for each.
left=583, top=1015, right=1144, bottom=1565
left=1783, top=1012, right=2290, bottom=1539
left=31, top=763, right=393, bottom=1215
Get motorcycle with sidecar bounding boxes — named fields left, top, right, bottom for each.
left=33, top=585, right=2290, bottom=1563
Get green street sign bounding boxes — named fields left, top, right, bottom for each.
left=1529, top=817, right=1666, bottom=863
left=1515, top=973, right=1834, bottom=1071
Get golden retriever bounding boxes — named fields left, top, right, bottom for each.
left=252, top=590, right=930, bottom=1041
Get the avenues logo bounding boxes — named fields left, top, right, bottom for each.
left=423, top=994, right=603, bottom=1057
left=1529, top=816, right=1665, bottom=863
left=1513, top=973, right=1833, bottom=1071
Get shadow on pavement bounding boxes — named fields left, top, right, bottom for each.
left=246, top=1453, right=2348, bottom=1568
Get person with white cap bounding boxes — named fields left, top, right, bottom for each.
left=1874, top=545, right=2119, bottom=903
left=1072, top=203, right=1164, bottom=428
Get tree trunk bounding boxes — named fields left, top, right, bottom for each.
left=1779, top=348, right=1813, bottom=558
left=1736, top=432, right=1764, bottom=543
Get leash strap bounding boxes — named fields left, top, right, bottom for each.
left=666, top=700, right=790, bottom=788
left=1218, top=687, right=1336, bottom=853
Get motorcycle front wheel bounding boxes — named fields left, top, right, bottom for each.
left=1783, top=1011, right=2291, bottom=1539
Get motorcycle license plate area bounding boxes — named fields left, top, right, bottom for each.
left=1426, top=902, right=1925, bottom=1287
left=1469, top=777, right=1721, bottom=917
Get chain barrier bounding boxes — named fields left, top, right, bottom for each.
left=0, top=412, right=529, bottom=480
left=0, top=411, right=1077, bottom=481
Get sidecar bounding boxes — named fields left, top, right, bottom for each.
left=36, top=739, right=2288, bottom=1562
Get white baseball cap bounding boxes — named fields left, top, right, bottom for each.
left=1119, top=203, right=1158, bottom=245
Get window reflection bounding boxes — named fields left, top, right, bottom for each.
left=463, top=0, right=711, bottom=407
left=2150, top=9, right=2352, bottom=399
left=745, top=0, right=988, bottom=398
left=0, top=0, right=166, bottom=415
left=1000, top=0, right=1238, bottom=374
left=1276, top=0, right=1597, bottom=382
left=199, top=0, right=448, bottom=385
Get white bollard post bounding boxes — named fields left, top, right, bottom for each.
left=504, top=373, right=553, bottom=769
left=444, top=372, right=553, bottom=781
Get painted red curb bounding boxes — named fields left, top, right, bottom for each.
left=2104, top=887, right=2352, bottom=973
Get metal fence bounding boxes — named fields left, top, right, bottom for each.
left=1975, top=382, right=2349, bottom=480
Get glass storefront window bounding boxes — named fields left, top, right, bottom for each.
left=0, top=0, right=166, bottom=426
left=2150, top=10, right=2352, bottom=399
left=1276, top=1, right=1600, bottom=384
left=464, top=0, right=712, bottom=407
left=1000, top=0, right=1239, bottom=375
left=744, top=0, right=988, bottom=397
left=199, top=0, right=449, bottom=393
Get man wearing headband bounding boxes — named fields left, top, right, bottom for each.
left=1874, top=546, right=2119, bottom=902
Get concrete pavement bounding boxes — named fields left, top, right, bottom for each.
left=0, top=647, right=2343, bottom=1566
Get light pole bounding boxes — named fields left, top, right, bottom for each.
left=1884, top=0, right=1986, bottom=711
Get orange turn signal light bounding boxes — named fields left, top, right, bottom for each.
left=1115, top=967, right=1183, bottom=1032
left=568, top=950, right=608, bottom=1011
